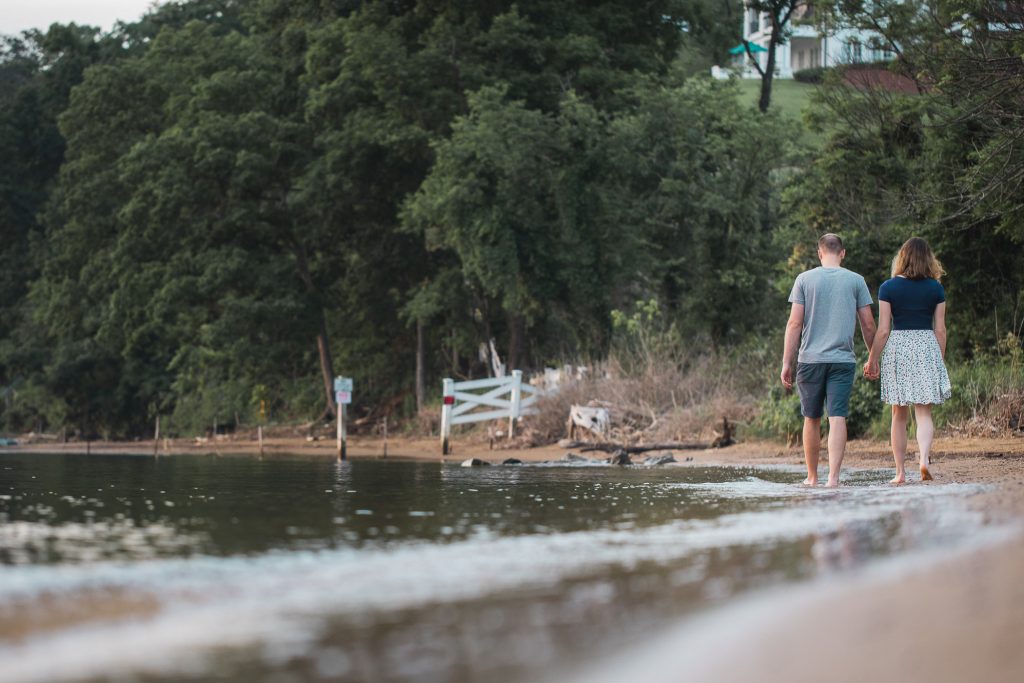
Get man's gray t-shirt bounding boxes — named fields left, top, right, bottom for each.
left=788, top=267, right=873, bottom=364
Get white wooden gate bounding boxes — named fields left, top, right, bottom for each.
left=440, top=370, right=540, bottom=455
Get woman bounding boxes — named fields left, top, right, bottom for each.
left=865, top=237, right=951, bottom=484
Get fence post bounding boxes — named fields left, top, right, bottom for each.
left=153, top=415, right=160, bottom=456
left=441, top=378, right=454, bottom=456
left=337, top=403, right=347, bottom=460
left=509, top=369, right=523, bottom=440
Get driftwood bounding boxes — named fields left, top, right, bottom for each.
left=559, top=416, right=737, bottom=454
left=570, top=441, right=708, bottom=454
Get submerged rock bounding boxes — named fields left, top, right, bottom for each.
left=460, top=458, right=490, bottom=467
left=562, top=452, right=591, bottom=463
left=643, top=453, right=677, bottom=466
left=502, top=458, right=523, bottom=465
left=606, top=450, right=632, bottom=466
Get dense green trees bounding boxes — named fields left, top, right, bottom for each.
left=0, top=0, right=1020, bottom=438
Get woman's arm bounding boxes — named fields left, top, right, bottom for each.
left=933, top=302, right=947, bottom=359
left=865, top=300, right=892, bottom=378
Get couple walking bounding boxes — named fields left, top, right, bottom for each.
left=781, top=233, right=951, bottom=486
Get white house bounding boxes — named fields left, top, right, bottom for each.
left=739, top=3, right=892, bottom=79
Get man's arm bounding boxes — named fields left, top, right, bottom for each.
left=857, top=305, right=876, bottom=351
left=781, top=303, right=804, bottom=390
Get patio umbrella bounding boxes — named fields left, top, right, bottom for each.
left=729, top=41, right=768, bottom=55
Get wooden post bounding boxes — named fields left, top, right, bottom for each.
left=441, top=378, right=454, bottom=456
left=508, top=369, right=523, bottom=440
left=153, top=415, right=160, bottom=456
left=337, top=402, right=346, bottom=460
left=258, top=425, right=264, bottom=456
left=415, top=320, right=425, bottom=413
left=382, top=415, right=388, bottom=458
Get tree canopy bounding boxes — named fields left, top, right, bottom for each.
left=0, top=0, right=1020, bottom=437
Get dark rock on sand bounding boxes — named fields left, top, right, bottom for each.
left=644, top=453, right=677, bottom=466
left=607, top=450, right=632, bottom=466
left=460, top=458, right=490, bottom=467
left=502, top=458, right=523, bottom=465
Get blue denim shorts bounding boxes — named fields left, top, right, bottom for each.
left=796, top=362, right=856, bottom=419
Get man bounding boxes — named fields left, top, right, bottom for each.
left=781, top=233, right=875, bottom=487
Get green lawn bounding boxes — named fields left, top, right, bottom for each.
left=735, top=78, right=821, bottom=144
left=735, top=78, right=816, bottom=119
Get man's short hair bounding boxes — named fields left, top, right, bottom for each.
left=817, top=233, right=844, bottom=254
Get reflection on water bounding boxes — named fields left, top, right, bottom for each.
left=0, top=453, right=987, bottom=683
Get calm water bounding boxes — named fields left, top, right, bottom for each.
left=0, top=452, right=988, bottom=683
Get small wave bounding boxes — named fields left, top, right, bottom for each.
left=0, top=480, right=987, bottom=683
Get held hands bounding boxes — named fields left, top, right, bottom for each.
left=863, top=359, right=880, bottom=381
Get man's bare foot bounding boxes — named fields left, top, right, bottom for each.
left=920, top=465, right=933, bottom=481
left=889, top=474, right=906, bottom=485
left=801, top=477, right=817, bottom=486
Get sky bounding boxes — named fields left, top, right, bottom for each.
left=0, top=1, right=163, bottom=36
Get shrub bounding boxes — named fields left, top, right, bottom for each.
left=794, top=66, right=828, bottom=84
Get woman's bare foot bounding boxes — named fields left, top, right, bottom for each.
left=920, top=465, right=933, bottom=481
left=801, top=477, right=817, bottom=487
left=889, top=473, right=906, bottom=485
left=825, top=478, right=840, bottom=488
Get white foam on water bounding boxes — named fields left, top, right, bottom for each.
left=0, top=479, right=989, bottom=683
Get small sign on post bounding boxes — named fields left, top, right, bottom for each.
left=334, top=376, right=353, bottom=460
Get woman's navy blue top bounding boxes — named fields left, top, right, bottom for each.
left=878, top=277, right=945, bottom=330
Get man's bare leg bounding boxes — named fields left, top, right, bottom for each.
left=802, top=417, right=821, bottom=485
left=890, top=405, right=909, bottom=484
left=826, top=416, right=847, bottom=487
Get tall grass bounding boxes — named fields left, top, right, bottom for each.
left=524, top=300, right=764, bottom=445
left=754, top=334, right=1024, bottom=442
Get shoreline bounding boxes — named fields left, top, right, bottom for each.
left=3, top=434, right=1023, bottom=682
left=6, top=432, right=1022, bottom=463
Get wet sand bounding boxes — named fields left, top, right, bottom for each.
left=6, top=433, right=1024, bottom=682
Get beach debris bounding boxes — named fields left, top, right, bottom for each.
left=606, top=449, right=632, bottom=466
left=562, top=452, right=591, bottom=463
left=460, top=458, right=490, bottom=467
left=502, top=458, right=523, bottom=465
left=710, top=417, right=735, bottom=448
left=572, top=441, right=706, bottom=454
left=567, top=405, right=610, bottom=441
left=643, top=452, right=677, bottom=466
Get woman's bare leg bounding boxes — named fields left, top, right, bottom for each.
left=890, top=405, right=909, bottom=484
left=914, top=404, right=934, bottom=481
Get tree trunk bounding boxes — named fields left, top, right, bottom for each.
left=759, top=29, right=777, bottom=112
left=316, top=320, right=337, bottom=418
left=292, top=239, right=337, bottom=419
left=415, top=319, right=425, bottom=413
left=507, top=313, right=525, bottom=371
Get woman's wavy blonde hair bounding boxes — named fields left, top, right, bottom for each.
left=891, top=237, right=944, bottom=281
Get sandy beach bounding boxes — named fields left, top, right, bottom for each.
left=6, top=432, right=1024, bottom=681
